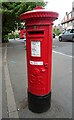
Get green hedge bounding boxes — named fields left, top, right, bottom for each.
left=8, top=33, right=19, bottom=39
left=2, top=33, right=19, bottom=43
left=8, top=34, right=15, bottom=39
left=53, top=28, right=61, bottom=36
left=2, top=35, right=9, bottom=43
left=55, top=30, right=61, bottom=36
left=15, top=33, right=19, bottom=38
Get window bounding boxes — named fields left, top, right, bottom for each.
left=64, top=29, right=71, bottom=34
left=73, top=29, right=74, bottom=33
left=73, top=7, right=74, bottom=11
left=71, top=29, right=74, bottom=33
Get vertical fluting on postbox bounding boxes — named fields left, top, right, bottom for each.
left=20, top=6, right=59, bottom=113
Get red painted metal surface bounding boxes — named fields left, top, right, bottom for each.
left=20, top=6, right=59, bottom=96
left=20, top=29, right=26, bottom=39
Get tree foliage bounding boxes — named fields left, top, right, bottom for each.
left=53, top=26, right=61, bottom=36
left=2, top=1, right=46, bottom=42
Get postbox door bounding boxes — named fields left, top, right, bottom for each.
left=26, top=26, right=52, bottom=96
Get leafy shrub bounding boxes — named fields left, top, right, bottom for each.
left=8, top=33, right=15, bottom=39
left=2, top=35, right=9, bottom=43
left=53, top=28, right=61, bottom=36
left=15, top=33, right=19, bottom=38
left=8, top=33, right=19, bottom=39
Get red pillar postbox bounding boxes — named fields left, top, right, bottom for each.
left=20, top=6, right=59, bottom=113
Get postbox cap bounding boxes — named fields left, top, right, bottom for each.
left=20, top=6, right=59, bottom=21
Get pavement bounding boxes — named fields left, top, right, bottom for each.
left=2, top=38, right=73, bottom=119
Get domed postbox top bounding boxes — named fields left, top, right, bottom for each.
left=20, top=6, right=59, bottom=22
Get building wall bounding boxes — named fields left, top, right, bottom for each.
left=61, top=1, right=74, bottom=29
left=72, top=1, right=74, bottom=28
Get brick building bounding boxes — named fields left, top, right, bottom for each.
left=61, top=1, right=74, bottom=29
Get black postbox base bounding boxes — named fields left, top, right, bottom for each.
left=28, top=91, right=51, bottom=113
